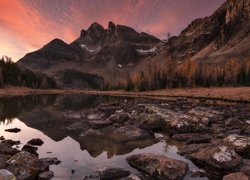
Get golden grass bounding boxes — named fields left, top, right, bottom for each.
left=0, top=86, right=250, bottom=102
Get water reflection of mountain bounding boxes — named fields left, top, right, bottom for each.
left=1, top=94, right=154, bottom=158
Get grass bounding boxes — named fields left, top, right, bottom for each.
left=0, top=86, right=250, bottom=102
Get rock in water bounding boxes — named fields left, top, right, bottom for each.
left=97, top=167, right=131, bottom=180
left=0, top=169, right=16, bottom=180
left=4, top=151, right=49, bottom=179
left=223, top=172, right=249, bottom=180
left=126, top=153, right=188, bottom=180
left=180, top=144, right=242, bottom=170
left=21, top=144, right=39, bottom=156
left=27, top=138, right=44, bottom=146
left=39, top=171, right=54, bottom=180
left=4, top=128, right=21, bottom=133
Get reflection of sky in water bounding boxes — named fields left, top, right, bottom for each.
left=0, top=118, right=201, bottom=180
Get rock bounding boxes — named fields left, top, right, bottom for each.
left=0, top=142, right=20, bottom=155
left=21, top=144, right=39, bottom=156
left=0, top=136, right=5, bottom=141
left=172, top=133, right=211, bottom=144
left=0, top=169, right=16, bottom=180
left=114, top=125, right=149, bottom=141
left=154, top=133, right=165, bottom=142
left=127, top=174, right=142, bottom=180
left=0, top=155, right=11, bottom=168
left=180, top=144, right=242, bottom=170
left=87, top=120, right=112, bottom=129
left=223, top=172, right=248, bottom=180
left=2, top=140, right=20, bottom=146
left=126, top=153, right=188, bottom=180
left=97, top=167, right=131, bottom=180
left=225, top=118, right=243, bottom=128
left=4, top=128, right=21, bottom=133
left=145, top=105, right=214, bottom=133
left=224, top=134, right=250, bottom=153
left=40, top=157, right=61, bottom=165
left=241, top=159, right=250, bottom=176
left=137, top=113, right=165, bottom=131
left=38, top=171, right=54, bottom=180
left=27, top=138, right=44, bottom=146
left=5, top=151, right=49, bottom=179
left=109, top=112, right=130, bottom=123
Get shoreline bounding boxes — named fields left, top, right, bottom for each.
left=0, top=86, right=250, bottom=103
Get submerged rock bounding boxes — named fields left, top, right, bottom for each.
left=126, top=153, right=188, bottom=180
left=38, top=171, right=54, bottom=180
left=27, top=138, right=44, bottom=146
left=0, top=169, right=16, bottom=180
left=40, top=157, right=61, bottom=165
left=4, top=128, right=21, bottom=133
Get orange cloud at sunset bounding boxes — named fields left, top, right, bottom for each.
left=0, top=0, right=225, bottom=61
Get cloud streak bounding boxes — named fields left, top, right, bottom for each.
left=0, top=0, right=225, bottom=61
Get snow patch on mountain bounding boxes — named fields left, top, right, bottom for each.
left=136, top=47, right=157, bottom=54
left=80, top=44, right=101, bottom=53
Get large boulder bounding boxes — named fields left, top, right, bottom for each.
left=126, top=153, right=188, bottom=180
left=4, top=151, right=49, bottom=179
left=144, top=105, right=219, bottom=133
left=180, top=144, right=242, bottom=170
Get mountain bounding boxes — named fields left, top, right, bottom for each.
left=18, top=0, right=250, bottom=89
left=18, top=21, right=161, bottom=88
left=167, top=0, right=250, bottom=63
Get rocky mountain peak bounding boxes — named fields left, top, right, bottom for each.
left=107, top=21, right=116, bottom=35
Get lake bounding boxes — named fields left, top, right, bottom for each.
left=0, top=94, right=249, bottom=179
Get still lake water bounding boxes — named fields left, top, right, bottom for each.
left=0, top=94, right=212, bottom=179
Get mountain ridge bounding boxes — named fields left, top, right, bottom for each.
left=18, top=0, right=250, bottom=89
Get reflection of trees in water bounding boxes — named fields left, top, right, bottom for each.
left=0, top=94, right=124, bottom=122
left=0, top=95, right=58, bottom=122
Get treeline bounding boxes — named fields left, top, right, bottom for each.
left=0, top=56, right=57, bottom=89
left=109, top=58, right=250, bottom=91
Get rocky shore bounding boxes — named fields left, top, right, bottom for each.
left=1, top=97, right=250, bottom=179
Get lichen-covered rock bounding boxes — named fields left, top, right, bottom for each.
left=4, top=151, right=49, bottom=179
left=223, top=172, right=248, bottom=180
left=126, top=153, right=188, bottom=180
left=224, top=134, right=250, bottom=153
left=144, top=105, right=217, bottom=133
left=0, top=169, right=16, bottom=180
left=180, top=144, right=242, bottom=170
left=0, top=155, right=11, bottom=169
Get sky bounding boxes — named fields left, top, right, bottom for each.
left=0, top=0, right=226, bottom=62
